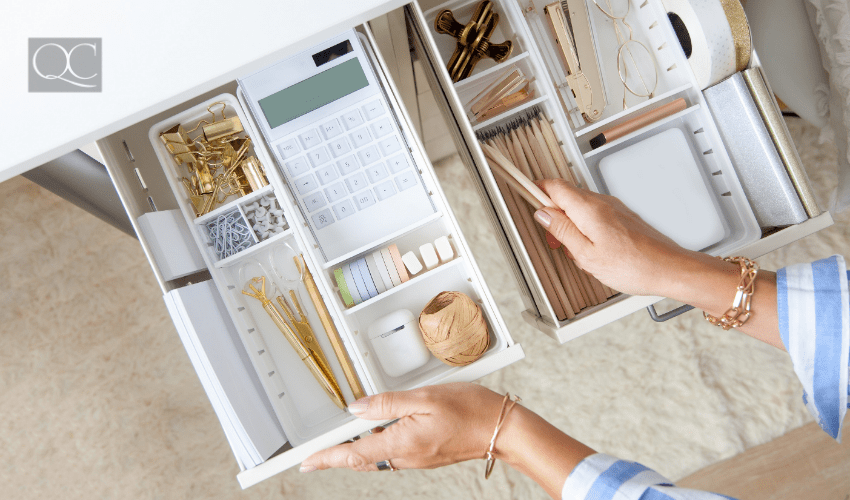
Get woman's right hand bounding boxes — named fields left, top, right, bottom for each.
left=534, top=179, right=702, bottom=297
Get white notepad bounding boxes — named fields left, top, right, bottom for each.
left=166, top=280, right=287, bottom=468
left=599, top=128, right=726, bottom=251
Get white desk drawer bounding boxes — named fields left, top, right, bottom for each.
left=407, top=0, right=833, bottom=343
left=98, top=23, right=524, bottom=488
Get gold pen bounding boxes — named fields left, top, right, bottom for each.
left=275, top=290, right=346, bottom=408
left=242, top=277, right=346, bottom=410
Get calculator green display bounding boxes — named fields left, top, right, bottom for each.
left=258, top=58, right=369, bottom=129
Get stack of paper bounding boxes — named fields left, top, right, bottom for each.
left=165, top=280, right=287, bottom=469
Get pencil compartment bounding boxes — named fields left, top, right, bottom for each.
left=474, top=106, right=618, bottom=323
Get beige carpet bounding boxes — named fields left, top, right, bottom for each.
left=0, top=118, right=844, bottom=499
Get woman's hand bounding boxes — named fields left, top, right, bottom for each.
left=299, top=383, right=506, bottom=472
left=300, top=382, right=596, bottom=500
left=534, top=179, right=783, bottom=348
left=534, top=179, right=699, bottom=297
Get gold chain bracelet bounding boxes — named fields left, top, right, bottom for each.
left=703, top=256, right=759, bottom=330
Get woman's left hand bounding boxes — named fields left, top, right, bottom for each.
left=299, top=382, right=506, bottom=472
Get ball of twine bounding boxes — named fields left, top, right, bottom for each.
left=418, top=291, right=490, bottom=367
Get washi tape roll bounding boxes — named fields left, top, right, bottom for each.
left=334, top=268, right=355, bottom=307
left=365, top=253, right=388, bottom=294
left=661, top=0, right=750, bottom=89
left=388, top=244, right=410, bottom=283
left=340, top=263, right=362, bottom=305
left=381, top=247, right=402, bottom=287
left=356, top=257, right=379, bottom=299
left=372, top=250, right=395, bottom=290
left=343, top=262, right=366, bottom=304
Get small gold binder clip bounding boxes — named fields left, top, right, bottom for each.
left=435, top=0, right=513, bottom=83
left=544, top=1, right=606, bottom=122
left=159, top=124, right=190, bottom=145
left=239, top=156, right=269, bottom=192
left=196, top=161, right=216, bottom=194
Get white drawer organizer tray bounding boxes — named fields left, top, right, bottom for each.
left=94, top=1, right=833, bottom=490
left=411, top=0, right=782, bottom=342
left=142, top=26, right=524, bottom=485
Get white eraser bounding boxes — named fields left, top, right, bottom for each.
left=401, top=251, right=423, bottom=275
left=434, top=236, right=454, bottom=262
left=419, top=243, right=439, bottom=270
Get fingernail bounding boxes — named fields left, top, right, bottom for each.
left=300, top=465, right=316, bottom=473
left=348, top=397, right=370, bottom=415
left=534, top=210, right=552, bottom=228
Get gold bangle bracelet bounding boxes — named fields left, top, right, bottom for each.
left=484, top=392, right=521, bottom=479
left=703, top=256, right=759, bottom=330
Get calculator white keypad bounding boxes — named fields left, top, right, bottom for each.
left=272, top=98, right=435, bottom=261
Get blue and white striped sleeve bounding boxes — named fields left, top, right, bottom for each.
left=777, top=255, right=850, bottom=441
left=561, top=453, right=736, bottom=500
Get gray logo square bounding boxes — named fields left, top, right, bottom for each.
left=29, top=38, right=101, bottom=92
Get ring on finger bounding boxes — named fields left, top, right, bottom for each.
left=376, top=459, right=398, bottom=471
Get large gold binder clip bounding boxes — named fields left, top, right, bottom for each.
left=435, top=0, right=513, bottom=82
left=202, top=102, right=244, bottom=142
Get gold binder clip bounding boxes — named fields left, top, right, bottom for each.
left=239, top=156, right=269, bottom=192
left=196, top=161, right=216, bottom=194
left=435, top=0, right=513, bottom=82
left=201, top=102, right=244, bottom=142
left=159, top=124, right=190, bottom=145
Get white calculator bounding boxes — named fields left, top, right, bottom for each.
left=239, top=30, right=436, bottom=263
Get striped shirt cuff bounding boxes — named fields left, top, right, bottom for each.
left=777, top=255, right=850, bottom=441
left=561, top=454, right=735, bottom=500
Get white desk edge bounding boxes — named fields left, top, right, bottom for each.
left=0, top=0, right=407, bottom=183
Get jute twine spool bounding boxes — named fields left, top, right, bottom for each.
left=418, top=291, right=490, bottom=367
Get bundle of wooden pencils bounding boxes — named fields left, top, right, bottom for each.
left=477, top=108, right=617, bottom=321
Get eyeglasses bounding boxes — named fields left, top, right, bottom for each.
left=592, top=0, right=658, bottom=109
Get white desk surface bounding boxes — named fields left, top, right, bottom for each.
left=0, top=0, right=405, bottom=183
